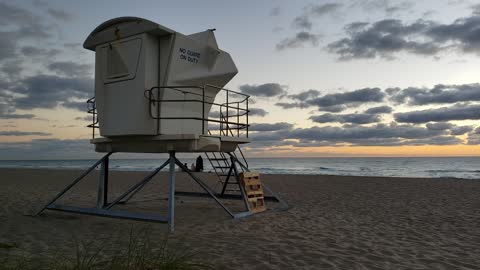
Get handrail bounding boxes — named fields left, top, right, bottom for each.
left=86, top=84, right=250, bottom=140
left=87, top=97, right=99, bottom=139
left=145, top=85, right=250, bottom=138
left=217, top=111, right=249, bottom=168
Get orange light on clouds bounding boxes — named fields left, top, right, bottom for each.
left=246, top=145, right=480, bottom=157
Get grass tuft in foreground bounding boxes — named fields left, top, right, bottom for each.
left=0, top=227, right=217, bottom=270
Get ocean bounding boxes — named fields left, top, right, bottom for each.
left=0, top=157, right=479, bottom=179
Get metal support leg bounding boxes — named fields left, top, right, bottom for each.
left=220, top=164, right=234, bottom=196
left=231, top=156, right=251, bottom=212
left=119, top=159, right=170, bottom=204
left=175, top=160, right=235, bottom=218
left=97, top=157, right=109, bottom=208
left=36, top=153, right=112, bottom=216
left=168, top=152, right=176, bottom=232
left=105, top=159, right=170, bottom=210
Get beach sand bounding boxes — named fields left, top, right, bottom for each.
left=1, top=168, right=479, bottom=269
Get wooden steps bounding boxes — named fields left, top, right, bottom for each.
left=240, top=172, right=266, bottom=213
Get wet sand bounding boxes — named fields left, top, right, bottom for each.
left=1, top=168, right=479, bottom=269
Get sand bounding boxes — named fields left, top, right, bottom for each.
left=1, top=168, right=480, bottom=269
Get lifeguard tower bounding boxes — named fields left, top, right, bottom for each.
left=37, top=17, right=287, bottom=231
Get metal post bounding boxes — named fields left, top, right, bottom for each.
left=175, top=159, right=235, bottom=218
left=96, top=156, right=109, bottom=208
left=168, top=151, right=176, bottom=232
left=246, top=98, right=249, bottom=138
left=221, top=164, right=234, bottom=196
left=231, top=156, right=251, bottom=212
left=237, top=102, right=239, bottom=137
left=226, top=91, right=229, bottom=134
left=202, top=87, right=205, bottom=135
left=36, top=153, right=112, bottom=216
left=105, top=159, right=170, bottom=209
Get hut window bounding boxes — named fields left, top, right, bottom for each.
left=103, top=38, right=142, bottom=82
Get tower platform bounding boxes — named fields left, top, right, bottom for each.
left=92, top=134, right=250, bottom=153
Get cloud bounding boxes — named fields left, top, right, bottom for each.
left=276, top=32, right=321, bottom=50
left=249, top=108, right=268, bottom=117
left=328, top=19, right=438, bottom=59
left=426, top=122, right=453, bottom=130
left=356, top=0, right=414, bottom=15
left=307, top=88, right=385, bottom=108
left=291, top=3, right=343, bottom=30
left=467, top=127, right=480, bottom=144
left=450, top=125, right=473, bottom=135
left=328, top=12, right=480, bottom=59
left=0, top=130, right=51, bottom=136
left=20, top=46, right=61, bottom=58
left=292, top=16, right=312, bottom=30
left=0, top=2, right=53, bottom=61
left=275, top=102, right=311, bottom=110
left=0, top=113, right=35, bottom=119
left=309, top=3, right=343, bottom=16
left=48, top=61, right=92, bottom=77
left=270, top=7, right=281, bottom=16
left=239, top=83, right=287, bottom=97
left=287, top=89, right=321, bottom=101
left=0, top=2, right=45, bottom=32
left=0, top=138, right=99, bottom=159
left=47, top=8, right=73, bottom=21
left=310, top=113, right=381, bottom=124
left=12, top=75, right=93, bottom=110
left=275, top=88, right=384, bottom=111
left=75, top=115, right=92, bottom=121
left=1, top=59, right=22, bottom=78
left=394, top=104, right=480, bottom=123
left=364, top=105, right=392, bottom=114
left=62, top=101, right=87, bottom=111
left=467, top=133, right=480, bottom=145
left=473, top=4, right=480, bottom=15
left=249, top=122, right=293, bottom=131
left=251, top=122, right=459, bottom=147
left=401, top=136, right=462, bottom=146
left=389, top=83, right=480, bottom=105
left=0, top=34, right=17, bottom=61
left=289, top=123, right=448, bottom=143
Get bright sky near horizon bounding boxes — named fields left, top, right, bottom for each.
left=1, top=0, right=480, bottom=159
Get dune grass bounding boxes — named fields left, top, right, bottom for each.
left=0, top=227, right=217, bottom=270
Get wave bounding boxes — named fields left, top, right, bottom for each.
left=426, top=169, right=480, bottom=173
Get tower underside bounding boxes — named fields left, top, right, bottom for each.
left=92, top=134, right=249, bottom=153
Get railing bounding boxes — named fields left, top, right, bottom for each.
left=144, top=84, right=250, bottom=138
left=86, top=84, right=250, bottom=139
left=87, top=97, right=99, bottom=139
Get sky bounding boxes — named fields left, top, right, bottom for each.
left=1, top=0, right=480, bottom=159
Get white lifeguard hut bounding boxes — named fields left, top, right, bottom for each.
left=37, top=17, right=287, bottom=231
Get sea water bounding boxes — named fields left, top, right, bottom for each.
left=0, top=157, right=479, bottom=179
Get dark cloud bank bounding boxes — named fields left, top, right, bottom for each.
left=277, top=2, right=480, bottom=60
left=264, top=82, right=480, bottom=147
left=0, top=2, right=92, bottom=121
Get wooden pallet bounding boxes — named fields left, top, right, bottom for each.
left=240, top=172, right=266, bottom=213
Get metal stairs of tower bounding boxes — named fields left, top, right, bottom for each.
left=205, top=107, right=250, bottom=195
left=205, top=146, right=248, bottom=195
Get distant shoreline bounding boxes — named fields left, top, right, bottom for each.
left=0, top=168, right=475, bottom=181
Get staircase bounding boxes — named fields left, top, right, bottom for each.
left=205, top=146, right=248, bottom=195
left=205, top=108, right=249, bottom=195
